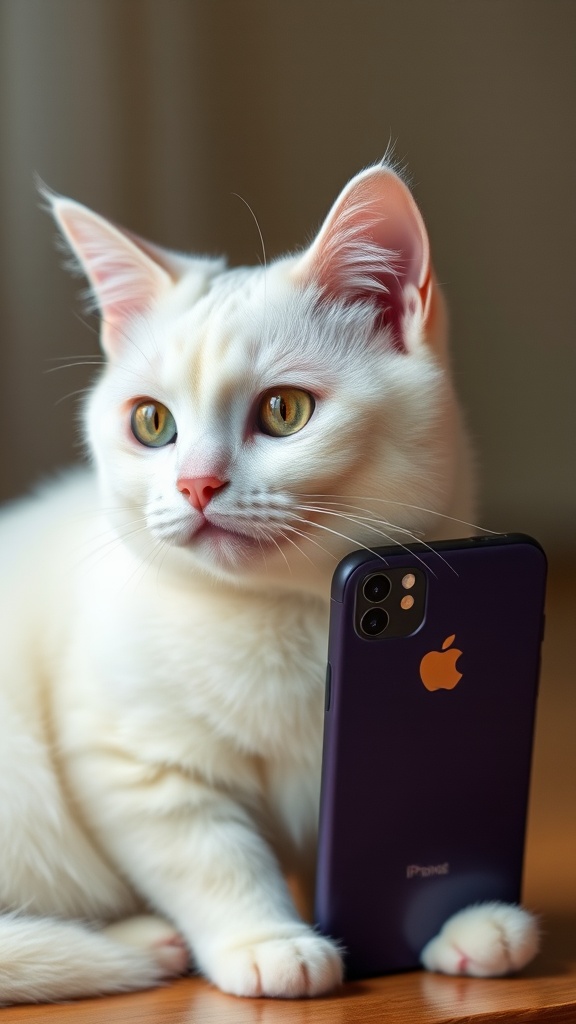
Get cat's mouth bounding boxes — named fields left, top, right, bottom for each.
left=196, top=520, right=254, bottom=542
left=145, top=501, right=281, bottom=568
left=188, top=518, right=270, bottom=558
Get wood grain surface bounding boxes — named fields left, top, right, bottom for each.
left=2, top=559, right=575, bottom=1023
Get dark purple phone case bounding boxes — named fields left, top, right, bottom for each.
left=315, top=534, right=547, bottom=978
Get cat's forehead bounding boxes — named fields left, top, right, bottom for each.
left=148, top=263, right=336, bottom=390
left=177, top=264, right=271, bottom=353
left=119, top=257, right=386, bottom=411
left=165, top=264, right=288, bottom=384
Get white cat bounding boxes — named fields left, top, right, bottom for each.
left=0, top=164, right=538, bottom=1002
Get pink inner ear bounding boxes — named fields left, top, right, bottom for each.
left=298, top=168, right=430, bottom=351
left=50, top=197, right=173, bottom=349
left=67, top=217, right=165, bottom=327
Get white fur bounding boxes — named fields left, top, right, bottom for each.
left=420, top=903, right=539, bottom=976
left=0, top=166, right=536, bottom=1003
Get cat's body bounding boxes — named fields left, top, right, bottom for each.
left=0, top=165, right=537, bottom=1002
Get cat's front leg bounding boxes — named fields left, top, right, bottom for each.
left=80, top=770, right=342, bottom=998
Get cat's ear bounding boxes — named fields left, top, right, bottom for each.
left=45, top=191, right=174, bottom=357
left=294, top=165, right=432, bottom=353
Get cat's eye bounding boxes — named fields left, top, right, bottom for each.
left=130, top=400, right=177, bottom=448
left=257, top=388, right=315, bottom=437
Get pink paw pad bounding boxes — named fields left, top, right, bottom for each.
left=455, top=950, right=470, bottom=974
left=152, top=934, right=189, bottom=977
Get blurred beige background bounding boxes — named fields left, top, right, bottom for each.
left=1, top=0, right=574, bottom=551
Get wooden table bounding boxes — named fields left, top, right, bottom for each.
left=3, top=560, right=575, bottom=1023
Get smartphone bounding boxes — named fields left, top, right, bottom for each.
left=315, top=534, right=547, bottom=978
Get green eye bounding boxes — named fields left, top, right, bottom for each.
left=131, top=400, right=177, bottom=448
left=258, top=388, right=315, bottom=437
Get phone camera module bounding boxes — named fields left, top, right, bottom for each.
left=355, top=565, right=426, bottom=640
left=363, top=574, right=391, bottom=603
left=360, top=607, right=389, bottom=637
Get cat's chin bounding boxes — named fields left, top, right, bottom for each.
left=184, top=522, right=270, bottom=569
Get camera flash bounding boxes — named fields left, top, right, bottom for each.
left=401, top=595, right=415, bottom=610
left=402, top=573, right=416, bottom=590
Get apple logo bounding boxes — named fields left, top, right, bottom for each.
left=419, top=634, right=463, bottom=691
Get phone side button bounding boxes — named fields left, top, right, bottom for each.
left=324, top=663, right=332, bottom=713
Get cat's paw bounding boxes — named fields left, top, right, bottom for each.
left=420, top=902, right=539, bottom=977
left=207, top=928, right=343, bottom=998
left=103, top=915, right=189, bottom=978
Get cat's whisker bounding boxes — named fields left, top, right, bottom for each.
left=60, top=505, right=150, bottom=536
left=291, top=497, right=425, bottom=537
left=232, top=193, right=267, bottom=274
left=295, top=500, right=421, bottom=537
left=295, top=502, right=401, bottom=539
left=153, top=538, right=173, bottom=588
left=54, top=387, right=92, bottom=407
left=346, top=514, right=424, bottom=539
left=73, top=519, right=152, bottom=572
left=294, top=503, right=436, bottom=576
left=263, top=529, right=293, bottom=576
left=73, top=309, right=102, bottom=338
left=256, top=537, right=270, bottom=574
left=295, top=502, right=457, bottom=577
left=274, top=525, right=319, bottom=570
left=97, top=313, right=160, bottom=372
left=75, top=530, right=144, bottom=571
left=46, top=353, right=102, bottom=360
left=275, top=539, right=293, bottom=576
left=77, top=513, right=151, bottom=546
left=45, top=359, right=105, bottom=373
left=298, top=493, right=495, bottom=537
left=45, top=351, right=103, bottom=359
left=232, top=192, right=268, bottom=342
left=67, top=503, right=149, bottom=520
left=281, top=522, right=340, bottom=563
left=286, top=512, right=390, bottom=565
left=278, top=524, right=332, bottom=573
left=47, top=348, right=157, bottom=397
left=139, top=314, right=165, bottom=370
left=104, top=361, right=166, bottom=393
left=119, top=535, right=168, bottom=596
left=83, top=308, right=164, bottom=386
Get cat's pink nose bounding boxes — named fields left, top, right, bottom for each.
left=177, top=476, right=227, bottom=511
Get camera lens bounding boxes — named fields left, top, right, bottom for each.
left=361, top=607, right=389, bottom=637
left=363, top=573, right=391, bottom=603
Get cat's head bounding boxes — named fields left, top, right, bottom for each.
left=48, top=165, right=469, bottom=594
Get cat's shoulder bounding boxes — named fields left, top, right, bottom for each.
left=0, top=466, right=99, bottom=559
left=0, top=464, right=96, bottom=516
